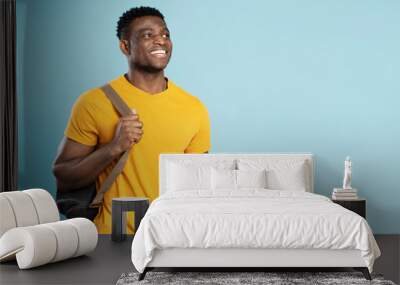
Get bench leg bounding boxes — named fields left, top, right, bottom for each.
left=354, top=267, right=371, bottom=280
left=138, top=268, right=148, bottom=281
left=112, top=203, right=125, bottom=242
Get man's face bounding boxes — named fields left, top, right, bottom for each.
left=123, top=16, right=172, bottom=73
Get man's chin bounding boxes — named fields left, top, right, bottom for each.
left=138, top=64, right=167, bottom=74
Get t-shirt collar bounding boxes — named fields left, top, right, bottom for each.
left=119, top=74, right=171, bottom=99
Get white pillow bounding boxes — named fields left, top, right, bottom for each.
left=268, top=163, right=307, bottom=191
left=166, top=158, right=236, bottom=170
left=211, top=169, right=268, bottom=190
left=167, top=162, right=212, bottom=191
left=237, top=159, right=309, bottom=191
left=237, top=169, right=267, bottom=188
left=211, top=168, right=236, bottom=190
left=166, top=159, right=235, bottom=192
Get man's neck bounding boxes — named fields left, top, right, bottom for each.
left=126, top=70, right=167, bottom=95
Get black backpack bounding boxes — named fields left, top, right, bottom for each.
left=56, top=84, right=132, bottom=220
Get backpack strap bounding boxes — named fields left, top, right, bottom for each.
left=90, top=84, right=134, bottom=208
left=100, top=84, right=133, bottom=117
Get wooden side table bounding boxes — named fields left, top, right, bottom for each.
left=111, top=197, right=149, bottom=242
left=332, top=198, right=366, bottom=218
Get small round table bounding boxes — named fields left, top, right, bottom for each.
left=111, top=197, right=149, bottom=242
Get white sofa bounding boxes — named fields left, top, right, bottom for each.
left=0, top=189, right=98, bottom=269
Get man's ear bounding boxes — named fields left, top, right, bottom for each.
left=119, top=40, right=130, bottom=56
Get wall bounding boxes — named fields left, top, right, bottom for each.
left=16, top=0, right=400, bottom=233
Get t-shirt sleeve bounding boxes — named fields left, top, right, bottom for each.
left=64, top=93, right=99, bottom=146
left=185, top=102, right=211, bottom=153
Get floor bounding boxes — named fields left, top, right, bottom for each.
left=374, top=234, right=400, bottom=284
left=0, top=235, right=398, bottom=285
left=0, top=236, right=135, bottom=285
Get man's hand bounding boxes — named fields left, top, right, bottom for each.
left=108, top=109, right=143, bottom=156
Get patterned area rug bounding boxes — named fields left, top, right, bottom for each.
left=116, top=271, right=396, bottom=285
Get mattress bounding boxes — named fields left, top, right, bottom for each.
left=131, top=189, right=380, bottom=273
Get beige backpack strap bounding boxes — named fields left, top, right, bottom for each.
left=100, top=84, right=133, bottom=117
left=90, top=84, right=133, bottom=208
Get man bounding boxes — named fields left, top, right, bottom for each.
left=53, top=7, right=211, bottom=234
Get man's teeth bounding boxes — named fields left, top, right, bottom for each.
left=150, top=50, right=166, bottom=54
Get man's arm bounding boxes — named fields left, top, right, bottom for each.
left=53, top=115, right=143, bottom=192
left=53, top=137, right=118, bottom=192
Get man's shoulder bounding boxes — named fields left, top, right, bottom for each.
left=77, top=86, right=105, bottom=103
left=169, top=81, right=206, bottom=109
left=73, top=84, right=111, bottom=111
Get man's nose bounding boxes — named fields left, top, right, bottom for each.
left=153, top=34, right=166, bottom=45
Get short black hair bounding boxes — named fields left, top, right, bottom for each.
left=116, top=6, right=165, bottom=40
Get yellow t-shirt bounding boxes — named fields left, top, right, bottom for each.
left=64, top=75, right=211, bottom=234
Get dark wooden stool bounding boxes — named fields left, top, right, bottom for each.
left=111, top=197, right=149, bottom=242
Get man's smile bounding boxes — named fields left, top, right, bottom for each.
left=149, top=48, right=168, bottom=58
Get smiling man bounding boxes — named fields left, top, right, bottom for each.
left=53, top=7, right=211, bottom=234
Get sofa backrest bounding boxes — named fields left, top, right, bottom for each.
left=0, top=189, right=60, bottom=238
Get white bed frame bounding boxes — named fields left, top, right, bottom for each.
left=141, top=154, right=370, bottom=280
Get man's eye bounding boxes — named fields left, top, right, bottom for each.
left=162, top=34, right=170, bottom=39
left=143, top=33, right=152, bottom=38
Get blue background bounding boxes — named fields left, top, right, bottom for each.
left=16, top=0, right=400, bottom=233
